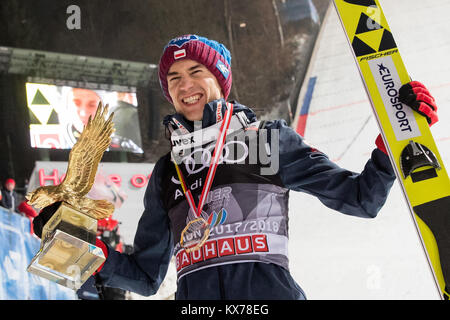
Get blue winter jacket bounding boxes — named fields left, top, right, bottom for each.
left=95, top=99, right=396, bottom=299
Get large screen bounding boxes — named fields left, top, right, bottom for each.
left=26, top=83, right=143, bottom=153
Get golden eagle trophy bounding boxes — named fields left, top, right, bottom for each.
left=26, top=102, right=115, bottom=290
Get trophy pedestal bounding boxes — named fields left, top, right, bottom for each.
left=27, top=202, right=106, bottom=290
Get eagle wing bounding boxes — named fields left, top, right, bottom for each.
left=61, top=102, right=115, bottom=197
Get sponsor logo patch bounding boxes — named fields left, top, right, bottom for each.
left=167, top=35, right=199, bottom=48
left=175, top=234, right=269, bottom=272
left=216, top=59, right=230, bottom=79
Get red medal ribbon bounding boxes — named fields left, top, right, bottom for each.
left=173, top=102, right=234, bottom=218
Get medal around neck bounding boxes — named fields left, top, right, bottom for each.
left=174, top=103, right=234, bottom=253
left=26, top=102, right=115, bottom=290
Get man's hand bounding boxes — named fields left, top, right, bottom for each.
left=32, top=202, right=62, bottom=238
left=376, top=81, right=438, bottom=155
left=399, top=81, right=438, bottom=126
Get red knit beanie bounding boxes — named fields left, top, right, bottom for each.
left=158, top=35, right=232, bottom=104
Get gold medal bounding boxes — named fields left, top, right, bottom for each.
left=180, top=217, right=211, bottom=253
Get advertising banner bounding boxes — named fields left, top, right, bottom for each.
left=0, top=207, right=77, bottom=299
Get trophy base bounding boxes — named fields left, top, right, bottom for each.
left=27, top=229, right=105, bottom=290
left=41, top=202, right=97, bottom=248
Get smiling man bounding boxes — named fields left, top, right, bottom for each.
left=33, top=34, right=439, bottom=300
left=99, top=34, right=398, bottom=299
left=166, top=60, right=224, bottom=121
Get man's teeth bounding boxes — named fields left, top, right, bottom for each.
left=183, top=95, right=201, bottom=104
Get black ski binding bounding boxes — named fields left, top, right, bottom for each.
left=400, top=140, right=441, bottom=179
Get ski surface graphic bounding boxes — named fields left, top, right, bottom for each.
left=334, top=0, right=450, bottom=299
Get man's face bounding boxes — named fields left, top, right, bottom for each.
left=167, top=59, right=223, bottom=121
left=72, top=88, right=100, bottom=125
left=5, top=182, right=15, bottom=191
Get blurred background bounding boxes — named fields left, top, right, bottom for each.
left=0, top=0, right=329, bottom=179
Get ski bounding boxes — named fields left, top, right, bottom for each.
left=333, top=0, right=450, bottom=300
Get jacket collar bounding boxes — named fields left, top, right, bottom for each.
left=163, top=98, right=257, bottom=133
